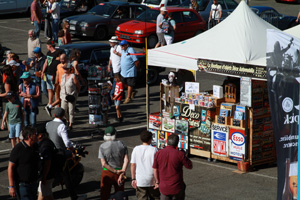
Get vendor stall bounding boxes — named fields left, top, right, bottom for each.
left=147, top=1, right=279, bottom=169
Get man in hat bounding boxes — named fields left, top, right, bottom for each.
left=19, top=72, right=40, bottom=127
left=98, top=126, right=129, bottom=200
left=108, top=36, right=122, bottom=101
left=42, top=40, right=60, bottom=106
left=8, top=59, right=22, bottom=81
left=155, top=7, right=167, bottom=48
left=28, top=29, right=41, bottom=62
left=1, top=91, right=24, bottom=148
left=120, top=40, right=139, bottom=104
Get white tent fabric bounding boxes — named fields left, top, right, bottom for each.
left=148, top=1, right=279, bottom=70
left=284, top=24, right=300, bottom=39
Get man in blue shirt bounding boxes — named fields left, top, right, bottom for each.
left=120, top=40, right=140, bottom=104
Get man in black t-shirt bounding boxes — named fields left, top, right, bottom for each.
left=42, top=40, right=60, bottom=106
left=8, top=127, right=39, bottom=200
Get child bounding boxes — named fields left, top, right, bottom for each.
left=57, top=30, right=65, bottom=46
left=1, top=91, right=24, bottom=148
left=112, top=74, right=123, bottom=123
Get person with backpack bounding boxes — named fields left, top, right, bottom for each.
left=162, top=13, right=176, bottom=45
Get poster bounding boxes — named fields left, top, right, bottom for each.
left=177, top=131, right=189, bottom=151
left=175, top=120, right=189, bottom=135
left=229, top=128, right=245, bottom=161
left=211, top=124, right=229, bottom=156
left=240, top=77, right=252, bottom=107
left=149, top=114, right=161, bottom=130
left=162, top=117, right=175, bottom=133
left=180, top=105, right=201, bottom=128
left=266, top=29, right=299, bottom=199
left=148, top=129, right=157, bottom=147
left=185, top=82, right=200, bottom=94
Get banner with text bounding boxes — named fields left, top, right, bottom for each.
left=267, top=29, right=299, bottom=200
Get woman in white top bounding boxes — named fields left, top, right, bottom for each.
left=60, top=62, right=80, bottom=130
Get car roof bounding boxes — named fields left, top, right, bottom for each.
left=59, top=42, right=110, bottom=51
left=152, top=6, right=195, bottom=11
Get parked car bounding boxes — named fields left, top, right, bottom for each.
left=58, top=42, right=164, bottom=94
left=251, top=6, right=299, bottom=30
left=141, top=0, right=183, bottom=8
left=63, top=1, right=149, bottom=40
left=0, top=0, right=31, bottom=15
left=178, top=0, right=238, bottom=23
left=275, top=0, right=300, bottom=4
left=115, top=7, right=206, bottom=48
left=41, top=0, right=99, bottom=29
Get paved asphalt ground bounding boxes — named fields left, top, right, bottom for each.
left=0, top=0, right=299, bottom=199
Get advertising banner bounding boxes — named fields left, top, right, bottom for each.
left=211, top=123, right=229, bottom=156
left=266, top=29, right=299, bottom=200
left=229, top=128, right=245, bottom=161
left=149, top=114, right=161, bottom=130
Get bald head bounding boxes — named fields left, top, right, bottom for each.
left=60, top=54, right=67, bottom=64
left=28, top=30, right=35, bottom=39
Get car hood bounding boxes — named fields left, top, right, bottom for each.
left=66, top=14, right=108, bottom=25
left=119, top=20, right=155, bottom=33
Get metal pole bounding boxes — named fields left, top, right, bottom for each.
left=146, top=37, right=149, bottom=130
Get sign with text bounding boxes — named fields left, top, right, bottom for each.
left=211, top=123, right=229, bottom=156
left=240, top=77, right=252, bottom=107
left=229, top=128, right=245, bottom=161
left=180, top=105, right=201, bottom=127
left=185, top=82, right=200, bottom=94
left=149, top=114, right=161, bottom=130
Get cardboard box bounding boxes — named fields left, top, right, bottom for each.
left=213, top=85, right=223, bottom=98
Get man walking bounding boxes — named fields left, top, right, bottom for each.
left=155, top=7, right=167, bottom=48
left=120, top=40, right=139, bottom=104
left=98, top=126, right=129, bottom=200
left=8, top=127, right=40, bottom=200
left=31, top=0, right=42, bottom=38
left=208, top=0, right=222, bottom=28
left=28, top=30, right=41, bottom=62
left=131, top=130, right=160, bottom=200
left=48, top=0, right=60, bottom=42
left=153, top=134, right=193, bottom=200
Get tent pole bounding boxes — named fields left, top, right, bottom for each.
left=146, top=37, right=149, bottom=130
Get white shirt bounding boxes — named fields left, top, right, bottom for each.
left=211, top=4, right=222, bottom=20
left=51, top=2, right=60, bottom=20
left=50, top=118, right=72, bottom=148
left=130, top=145, right=157, bottom=187
left=110, top=45, right=122, bottom=73
left=156, top=14, right=164, bottom=33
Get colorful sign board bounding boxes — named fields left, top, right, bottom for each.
left=149, top=114, right=161, bottom=130
left=229, top=128, right=246, bottom=161
left=211, top=123, right=229, bottom=156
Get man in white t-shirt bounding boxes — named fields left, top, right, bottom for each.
left=48, top=0, right=60, bottom=42
left=208, top=0, right=222, bottom=28
left=155, top=7, right=167, bottom=48
left=131, top=130, right=160, bottom=200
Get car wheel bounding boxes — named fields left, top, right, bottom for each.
left=95, top=26, right=107, bottom=40
left=195, top=30, right=204, bottom=36
left=148, top=67, right=158, bottom=85
left=147, top=34, right=158, bottom=49
left=79, top=77, right=88, bottom=95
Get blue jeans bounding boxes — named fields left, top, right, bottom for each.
left=46, top=74, right=55, bottom=90
left=33, top=21, right=41, bottom=38
left=52, top=19, right=59, bottom=42
left=24, top=106, right=37, bottom=127
left=9, top=123, right=21, bottom=138
left=18, top=182, right=38, bottom=200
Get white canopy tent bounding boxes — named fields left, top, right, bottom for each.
left=148, top=1, right=279, bottom=72
left=284, top=24, right=300, bottom=39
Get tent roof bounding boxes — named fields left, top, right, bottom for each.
left=148, top=1, right=279, bottom=70
left=284, top=24, right=300, bottom=39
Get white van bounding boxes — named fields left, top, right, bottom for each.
left=141, top=0, right=183, bottom=8
left=0, top=0, right=32, bottom=15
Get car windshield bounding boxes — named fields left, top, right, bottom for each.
left=180, top=0, right=209, bottom=11
left=60, top=0, right=78, bottom=9
left=136, top=9, right=160, bottom=22
left=143, top=0, right=161, bottom=5
left=88, top=4, right=118, bottom=17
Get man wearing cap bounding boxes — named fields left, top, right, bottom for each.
left=120, top=40, right=139, bottom=104
left=42, top=40, right=60, bottom=106
left=8, top=127, right=39, bottom=200
left=155, top=7, right=167, bottom=48
left=8, top=59, right=22, bottom=82
left=98, top=126, right=129, bottom=200
left=27, top=29, right=41, bottom=62
left=108, top=36, right=122, bottom=98
left=19, top=72, right=40, bottom=127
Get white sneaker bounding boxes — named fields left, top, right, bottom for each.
left=77, top=194, right=87, bottom=200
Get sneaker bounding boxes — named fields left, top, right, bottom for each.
left=45, top=106, right=52, bottom=117
left=130, top=90, right=138, bottom=99
left=76, top=194, right=87, bottom=200
left=123, top=97, right=131, bottom=104
left=1, top=138, right=10, bottom=143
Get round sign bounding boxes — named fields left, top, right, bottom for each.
left=282, top=97, right=293, bottom=113
left=231, top=132, right=245, bottom=146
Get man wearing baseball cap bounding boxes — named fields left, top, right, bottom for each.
left=119, top=40, right=139, bottom=104
left=98, top=126, right=129, bottom=200
left=155, top=7, right=167, bottom=48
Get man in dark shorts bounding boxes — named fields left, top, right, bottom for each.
left=120, top=40, right=140, bottom=104
left=155, top=7, right=167, bottom=48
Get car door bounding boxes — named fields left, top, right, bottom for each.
left=0, top=0, right=16, bottom=13
left=181, top=11, right=201, bottom=39
left=89, top=48, right=111, bottom=66
left=16, top=0, right=29, bottom=11
left=171, top=11, right=185, bottom=41
left=109, top=5, right=131, bottom=35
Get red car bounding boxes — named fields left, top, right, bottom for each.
left=115, top=7, right=206, bottom=48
